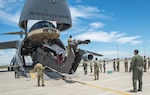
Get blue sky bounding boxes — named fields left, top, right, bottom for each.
left=0, top=0, right=150, bottom=65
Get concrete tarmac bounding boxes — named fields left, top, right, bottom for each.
left=0, top=61, right=150, bottom=95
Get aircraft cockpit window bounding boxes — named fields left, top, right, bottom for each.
left=29, top=21, right=55, bottom=32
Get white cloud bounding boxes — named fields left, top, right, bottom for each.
left=116, top=36, right=143, bottom=45
left=130, top=40, right=143, bottom=45
left=74, top=30, right=142, bottom=45
left=0, top=1, right=4, bottom=8
left=0, top=11, right=20, bottom=26
left=75, top=31, right=110, bottom=42
left=0, top=0, right=23, bottom=26
left=75, top=31, right=122, bottom=42
left=98, top=50, right=132, bottom=59
left=70, top=5, right=111, bottom=22
left=0, top=49, right=16, bottom=65
left=90, top=22, right=104, bottom=28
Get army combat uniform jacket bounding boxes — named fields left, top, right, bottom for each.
left=34, top=63, right=45, bottom=86
left=131, top=54, right=143, bottom=91
left=94, top=61, right=99, bottom=80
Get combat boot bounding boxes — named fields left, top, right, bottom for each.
left=129, top=89, right=137, bottom=93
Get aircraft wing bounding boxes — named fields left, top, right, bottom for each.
left=81, top=49, right=103, bottom=56
left=0, top=40, right=20, bottom=49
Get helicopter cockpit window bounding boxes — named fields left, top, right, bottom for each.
left=29, top=21, right=55, bottom=32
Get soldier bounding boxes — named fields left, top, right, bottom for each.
left=67, top=35, right=73, bottom=44
left=143, top=56, right=147, bottom=72
left=94, top=58, right=99, bottom=80
left=113, top=59, right=116, bottom=71
left=83, top=61, right=88, bottom=75
left=90, top=61, right=93, bottom=73
left=34, top=63, right=47, bottom=86
left=13, top=64, right=19, bottom=78
left=67, top=35, right=73, bottom=52
left=103, top=60, right=106, bottom=73
left=129, top=49, right=143, bottom=92
left=129, top=58, right=133, bottom=72
left=117, top=58, right=120, bottom=72
left=124, top=58, right=128, bottom=72
left=148, top=58, right=150, bottom=69
left=99, top=62, right=102, bottom=73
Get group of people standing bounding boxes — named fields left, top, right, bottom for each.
left=83, top=58, right=106, bottom=80
left=113, top=50, right=149, bottom=92
left=82, top=49, right=149, bottom=93
left=113, top=58, right=120, bottom=72
left=113, top=55, right=150, bottom=73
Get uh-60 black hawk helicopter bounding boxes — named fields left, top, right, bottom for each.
left=0, top=0, right=103, bottom=77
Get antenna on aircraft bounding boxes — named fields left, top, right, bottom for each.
left=0, top=31, right=25, bottom=38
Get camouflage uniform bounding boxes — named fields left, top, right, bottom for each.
left=113, top=59, right=116, bottom=71
left=83, top=61, right=88, bottom=75
left=124, top=58, right=128, bottom=72
left=129, top=58, right=132, bottom=72
left=67, top=36, right=72, bottom=53
left=94, top=59, right=99, bottom=80
left=34, top=63, right=45, bottom=86
left=99, top=63, right=102, bottom=73
left=130, top=50, right=143, bottom=92
left=67, top=37, right=72, bottom=44
left=143, top=56, right=147, bottom=72
left=117, top=59, right=120, bottom=72
left=14, top=64, right=19, bottom=78
left=103, top=61, right=106, bottom=73
left=148, top=58, right=150, bottom=69
left=90, top=62, right=93, bottom=73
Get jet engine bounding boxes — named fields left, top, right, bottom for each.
left=82, top=53, right=93, bottom=61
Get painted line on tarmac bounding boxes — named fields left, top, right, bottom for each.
left=98, top=76, right=131, bottom=82
left=69, top=79, right=131, bottom=95
left=97, top=83, right=150, bottom=95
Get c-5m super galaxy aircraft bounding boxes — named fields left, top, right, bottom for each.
left=0, top=0, right=103, bottom=76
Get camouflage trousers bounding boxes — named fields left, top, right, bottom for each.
left=37, top=74, right=44, bottom=86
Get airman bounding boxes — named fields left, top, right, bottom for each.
left=143, top=56, right=147, bottom=72
left=129, top=50, right=143, bottom=92
left=13, top=64, right=19, bottom=78
left=148, top=57, right=150, bottom=69
left=103, top=60, right=106, bottom=73
left=90, top=61, right=93, bottom=73
left=67, top=35, right=73, bottom=53
left=124, top=58, right=128, bottom=72
left=94, top=58, right=99, bottom=80
left=34, top=63, right=47, bottom=86
left=113, top=59, right=116, bottom=71
left=117, top=58, right=120, bottom=72
left=83, top=60, right=88, bottom=75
